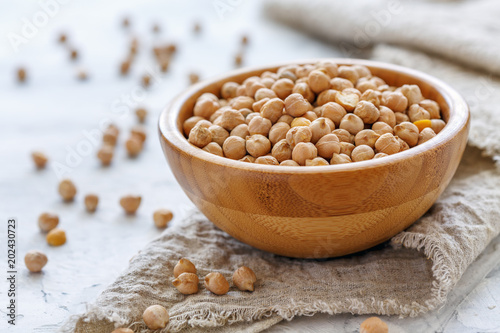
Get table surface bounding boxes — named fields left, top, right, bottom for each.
left=1, top=1, right=499, bottom=332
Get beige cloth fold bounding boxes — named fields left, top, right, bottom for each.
left=68, top=1, right=500, bottom=331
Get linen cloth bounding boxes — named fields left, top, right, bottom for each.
left=69, top=1, right=500, bottom=331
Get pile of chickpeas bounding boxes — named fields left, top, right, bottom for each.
left=183, top=61, right=446, bottom=166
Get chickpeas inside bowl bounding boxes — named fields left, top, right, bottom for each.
left=159, top=59, right=469, bottom=258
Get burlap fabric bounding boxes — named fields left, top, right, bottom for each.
left=69, top=1, right=500, bottom=331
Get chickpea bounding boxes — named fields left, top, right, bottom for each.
left=260, top=98, right=284, bottom=123
left=246, top=81, right=266, bottom=97
left=360, top=316, right=388, bottom=333
left=335, top=91, right=359, bottom=111
left=271, top=78, right=294, bottom=99
left=269, top=122, right=290, bottom=145
left=286, top=126, right=312, bottom=148
left=355, top=130, right=380, bottom=148
left=354, top=101, right=380, bottom=124
left=315, top=134, right=341, bottom=159
left=223, top=136, right=246, bottom=159
left=290, top=117, right=311, bottom=128
left=221, top=82, right=238, bottom=99
left=232, top=266, right=257, bottom=292
left=303, top=111, right=318, bottom=122
left=277, top=114, right=294, bottom=126
left=189, top=72, right=199, bottom=85
left=58, top=179, right=76, bottom=202
left=343, top=87, right=362, bottom=97
left=230, top=124, right=250, bottom=139
left=194, top=98, right=220, bottom=119
left=248, top=116, right=272, bottom=136
left=431, top=119, right=446, bottom=134
left=372, top=122, right=393, bottom=135
left=381, top=92, right=408, bottom=112
left=32, top=151, right=48, bottom=169
left=377, top=106, right=396, bottom=128
left=332, top=129, right=354, bottom=143
left=255, top=88, right=277, bottom=101
left=131, top=126, right=147, bottom=143
left=394, top=122, right=419, bottom=147
left=395, top=112, right=410, bottom=124
left=239, top=108, right=253, bottom=119
left=308, top=70, right=330, bottom=93
left=174, top=258, right=197, bottom=277
left=38, top=213, right=59, bottom=232
left=235, top=85, right=246, bottom=96
left=351, top=145, right=374, bottom=162
left=330, top=153, right=352, bottom=164
left=125, top=136, right=143, bottom=157
left=255, top=156, right=279, bottom=165
left=24, top=250, right=48, bottom=273
left=245, top=112, right=259, bottom=125
left=418, top=127, right=436, bottom=145
left=173, top=272, right=199, bottom=294
left=337, top=66, right=359, bottom=84
left=339, top=114, right=364, bottom=135
left=119, top=195, right=141, bottom=214
left=112, top=329, right=134, bottom=333
left=357, top=80, right=377, bottom=93
left=262, top=71, right=278, bottom=80
left=408, top=104, right=431, bottom=122
left=280, top=160, right=300, bottom=166
left=375, top=133, right=400, bottom=155
left=252, top=98, right=269, bottom=113
left=304, top=157, right=328, bottom=166
left=261, top=77, right=275, bottom=89
left=246, top=134, right=271, bottom=158
left=230, top=96, right=254, bottom=110
left=296, top=64, right=314, bottom=78
left=203, top=142, right=223, bottom=156
left=206, top=125, right=228, bottom=147
left=97, top=145, right=114, bottom=166
left=330, top=77, right=353, bottom=91
left=309, top=118, right=331, bottom=143
left=103, top=127, right=119, bottom=146
left=279, top=70, right=297, bottom=82
left=316, top=90, right=337, bottom=106
left=316, top=60, right=338, bottom=78
left=46, top=228, right=66, bottom=246
left=153, top=209, right=173, bottom=228
left=135, top=108, right=147, bottom=123
left=272, top=139, right=292, bottom=162
left=240, top=155, right=256, bottom=163
left=84, top=194, right=99, bottom=213
left=321, top=102, right=346, bottom=127
left=419, top=99, right=440, bottom=119
left=292, top=82, right=315, bottom=103
left=359, top=89, right=381, bottom=107
left=143, top=305, right=169, bottom=330
left=292, top=142, right=317, bottom=166
left=340, top=142, right=355, bottom=157
left=284, top=93, right=312, bottom=117
left=204, top=272, right=230, bottom=295
left=396, top=136, right=410, bottom=152
left=188, top=125, right=212, bottom=148
left=401, top=84, right=424, bottom=105
left=219, top=109, right=246, bottom=131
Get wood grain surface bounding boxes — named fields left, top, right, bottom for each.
left=159, top=59, right=470, bottom=258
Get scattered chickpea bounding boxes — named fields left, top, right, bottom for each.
left=97, top=145, right=114, bottom=166
left=46, top=228, right=66, bottom=246
left=189, top=72, right=200, bottom=85
left=135, top=108, right=147, bottom=123
left=241, top=35, right=249, bottom=45
left=58, top=179, right=77, bottom=202
left=24, top=250, right=48, bottom=273
left=234, top=53, right=243, bottom=67
left=58, top=33, right=67, bottom=44
left=193, top=22, right=201, bottom=34
left=232, top=266, right=257, bottom=292
left=418, top=127, right=436, bottom=145
left=394, top=122, right=419, bottom=147
left=17, top=67, right=27, bottom=83
left=351, top=145, right=374, bottom=162
left=38, top=213, right=59, bottom=232
left=153, top=209, right=173, bottom=228
left=375, top=133, right=400, bottom=155
left=174, top=258, right=197, bottom=277
left=204, top=272, right=230, bottom=295
left=173, top=272, right=199, bottom=294
left=143, top=305, right=169, bottom=330
left=142, top=74, right=151, bottom=88
left=131, top=126, right=146, bottom=143
left=119, top=195, right=141, bottom=214
left=122, top=17, right=130, bottom=28
left=330, top=153, right=352, bottom=164
left=70, top=49, right=78, bottom=61
left=84, top=194, right=99, bottom=213
left=32, top=151, right=48, bottom=169
left=103, top=126, right=119, bottom=146
left=120, top=60, right=131, bottom=76
left=125, top=136, right=143, bottom=157
left=112, top=328, right=134, bottom=333
left=223, top=136, right=246, bottom=160
left=360, top=316, right=388, bottom=333
left=246, top=134, right=271, bottom=158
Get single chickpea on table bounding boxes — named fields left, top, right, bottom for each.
left=180, top=62, right=445, bottom=166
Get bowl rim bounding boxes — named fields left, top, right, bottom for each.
left=159, top=58, right=469, bottom=174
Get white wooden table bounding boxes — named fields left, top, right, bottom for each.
left=1, top=1, right=499, bottom=332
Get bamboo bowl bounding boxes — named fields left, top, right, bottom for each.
left=159, top=59, right=469, bottom=258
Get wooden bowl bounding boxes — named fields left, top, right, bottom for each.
left=159, top=59, right=469, bottom=258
